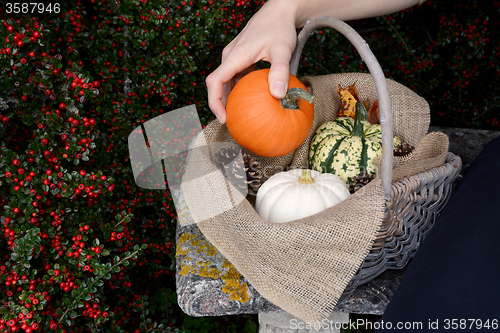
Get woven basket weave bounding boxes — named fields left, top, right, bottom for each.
left=345, top=152, right=461, bottom=292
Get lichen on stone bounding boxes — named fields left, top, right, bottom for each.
left=176, top=226, right=248, bottom=302
left=221, top=259, right=249, bottom=303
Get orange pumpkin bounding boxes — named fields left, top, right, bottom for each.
left=226, top=68, right=315, bottom=157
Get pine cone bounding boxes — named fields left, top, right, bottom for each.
left=213, top=145, right=240, bottom=168
left=243, top=153, right=263, bottom=196
left=393, top=143, right=415, bottom=157
left=349, top=172, right=375, bottom=194
left=212, top=145, right=248, bottom=194
left=212, top=146, right=263, bottom=201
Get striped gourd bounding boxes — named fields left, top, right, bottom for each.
left=309, top=101, right=401, bottom=186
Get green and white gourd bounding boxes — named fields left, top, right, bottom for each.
left=309, top=101, right=401, bottom=186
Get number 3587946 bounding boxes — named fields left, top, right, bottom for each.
left=6, top=3, right=60, bottom=14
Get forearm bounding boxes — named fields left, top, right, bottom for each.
left=265, top=0, right=421, bottom=28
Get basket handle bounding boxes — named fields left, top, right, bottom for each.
left=290, top=17, right=394, bottom=201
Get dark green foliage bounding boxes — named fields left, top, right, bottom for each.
left=0, top=0, right=498, bottom=332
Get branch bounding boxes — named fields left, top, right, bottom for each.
left=58, top=249, right=141, bottom=324
left=472, top=99, right=500, bottom=120
left=183, top=56, right=195, bottom=72
left=200, top=2, right=229, bottom=46
left=383, top=17, right=410, bottom=53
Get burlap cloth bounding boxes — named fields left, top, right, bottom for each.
left=181, top=73, right=449, bottom=324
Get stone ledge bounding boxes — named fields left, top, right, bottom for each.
left=429, top=126, right=500, bottom=174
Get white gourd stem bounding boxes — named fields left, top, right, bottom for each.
left=297, top=169, right=315, bottom=184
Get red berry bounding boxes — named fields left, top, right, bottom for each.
left=53, top=269, right=60, bottom=276
left=29, top=51, right=35, bottom=57
left=59, top=103, right=66, bottom=109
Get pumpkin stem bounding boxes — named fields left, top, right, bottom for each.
left=297, top=169, right=315, bottom=184
left=280, top=87, right=315, bottom=110
left=351, top=101, right=369, bottom=138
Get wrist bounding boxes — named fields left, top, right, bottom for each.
left=263, top=0, right=303, bottom=28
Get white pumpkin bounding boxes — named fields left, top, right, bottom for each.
left=255, top=169, right=351, bottom=223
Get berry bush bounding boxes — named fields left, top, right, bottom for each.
left=295, top=1, right=500, bottom=129
left=0, top=0, right=498, bottom=332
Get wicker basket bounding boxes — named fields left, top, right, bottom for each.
left=344, top=152, right=461, bottom=292
left=289, top=17, right=463, bottom=293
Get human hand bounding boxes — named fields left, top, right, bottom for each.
left=205, top=0, right=299, bottom=124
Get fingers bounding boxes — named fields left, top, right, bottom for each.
left=268, top=61, right=290, bottom=99
left=267, top=44, right=294, bottom=99
left=206, top=73, right=227, bottom=124
left=206, top=45, right=258, bottom=124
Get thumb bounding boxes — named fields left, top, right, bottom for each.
left=268, top=50, right=291, bottom=99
